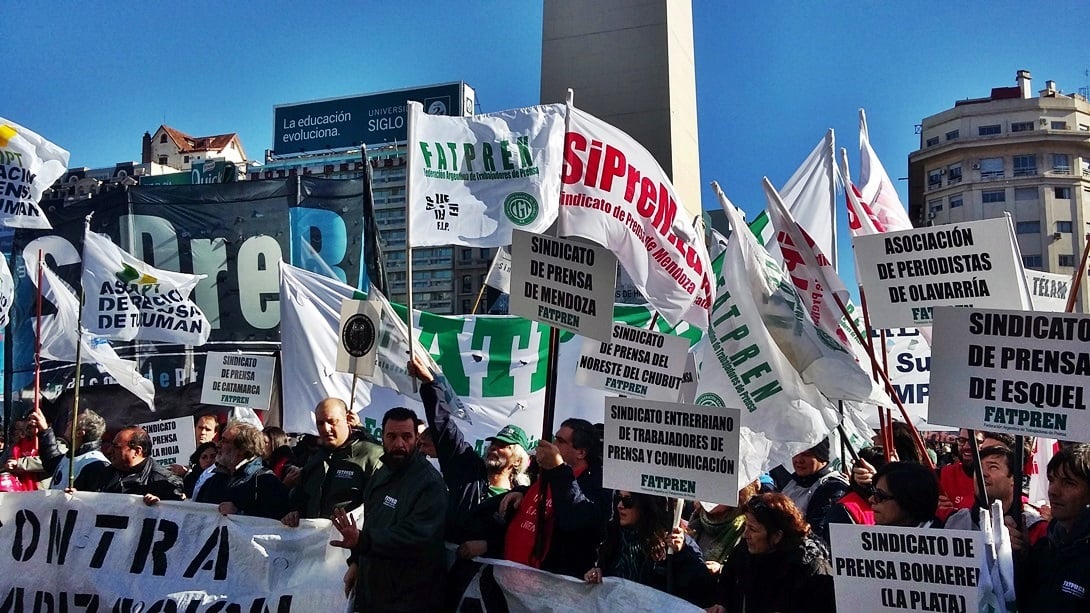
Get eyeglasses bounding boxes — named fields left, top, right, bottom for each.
left=615, top=495, right=635, bottom=509
left=956, top=437, right=983, bottom=445
left=870, top=488, right=896, bottom=504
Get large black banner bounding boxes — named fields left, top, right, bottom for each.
left=9, top=177, right=374, bottom=429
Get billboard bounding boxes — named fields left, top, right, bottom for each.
left=273, top=82, right=474, bottom=156
left=139, top=160, right=238, bottom=186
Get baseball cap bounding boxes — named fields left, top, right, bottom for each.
left=487, top=425, right=531, bottom=450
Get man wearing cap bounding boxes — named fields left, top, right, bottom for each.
left=779, top=438, right=848, bottom=544
left=408, top=355, right=531, bottom=542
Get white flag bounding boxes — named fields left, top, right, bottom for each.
left=408, top=102, right=565, bottom=247
left=696, top=183, right=841, bottom=486
left=0, top=255, right=13, bottom=328
left=560, top=107, right=714, bottom=329
left=766, top=130, right=838, bottom=264
left=81, top=223, right=210, bottom=345
left=858, top=109, right=913, bottom=232
left=0, top=117, right=69, bottom=229
left=483, top=246, right=513, bottom=293
left=32, top=258, right=156, bottom=409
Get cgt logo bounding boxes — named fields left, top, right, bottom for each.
left=504, top=192, right=538, bottom=226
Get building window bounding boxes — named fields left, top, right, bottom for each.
left=949, top=194, right=964, bottom=208
left=1012, top=154, right=1037, bottom=177
left=1059, top=254, right=1076, bottom=267
left=1081, top=124, right=1090, bottom=132
left=1053, top=154, right=1071, bottom=174
left=982, top=189, right=1006, bottom=203
left=183, top=155, right=190, bottom=163
left=1057, top=221, right=1073, bottom=233
left=160, top=134, right=168, bottom=143
left=1014, top=187, right=1038, bottom=201
left=1016, top=221, right=1040, bottom=234
left=979, top=157, right=1003, bottom=178
left=462, top=300, right=471, bottom=313
left=480, top=248, right=491, bottom=260
left=460, top=248, right=472, bottom=261
left=1051, top=121, right=1068, bottom=130
left=945, top=129, right=960, bottom=141
left=158, top=155, right=168, bottom=165
left=978, top=124, right=1001, bottom=136
left=927, top=169, right=942, bottom=190
left=461, top=274, right=472, bottom=293
left=926, top=136, right=940, bottom=147
left=928, top=199, right=943, bottom=215
left=947, top=164, right=962, bottom=184
left=1011, top=121, right=1034, bottom=132
left=1055, top=186, right=1072, bottom=199
left=1023, top=255, right=1043, bottom=268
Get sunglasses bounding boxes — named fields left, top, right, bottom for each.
left=870, top=488, right=896, bottom=504
left=615, top=495, right=635, bottom=509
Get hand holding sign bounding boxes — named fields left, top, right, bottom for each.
left=536, top=440, right=564, bottom=470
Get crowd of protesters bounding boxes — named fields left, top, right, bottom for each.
left=2, top=370, right=1090, bottom=611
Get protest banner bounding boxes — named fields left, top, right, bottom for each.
left=876, top=327, right=931, bottom=427
left=335, top=298, right=381, bottom=377
left=509, top=229, right=617, bottom=342
left=853, top=218, right=1027, bottom=328
left=137, top=416, right=196, bottom=468
left=560, top=107, right=714, bottom=329
left=0, top=117, right=69, bottom=229
left=831, top=523, right=982, bottom=613
left=930, top=307, right=1090, bottom=438
left=575, top=323, right=691, bottom=402
left=199, top=351, right=276, bottom=409
left=603, top=397, right=740, bottom=505
left=1024, top=269, right=1071, bottom=312
left=0, top=491, right=349, bottom=611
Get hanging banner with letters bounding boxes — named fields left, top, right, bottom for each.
left=0, top=491, right=349, bottom=610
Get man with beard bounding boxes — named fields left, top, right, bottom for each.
left=408, top=354, right=531, bottom=543
left=332, top=407, right=447, bottom=612
left=194, top=421, right=290, bottom=520
left=936, top=429, right=1014, bottom=521
left=282, top=398, right=383, bottom=525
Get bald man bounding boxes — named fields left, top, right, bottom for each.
left=282, top=398, right=383, bottom=526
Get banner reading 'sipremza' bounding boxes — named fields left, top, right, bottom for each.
left=559, top=107, right=714, bottom=329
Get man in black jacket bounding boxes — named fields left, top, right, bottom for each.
left=332, top=406, right=448, bottom=612
left=73, top=426, right=184, bottom=504
left=1016, top=442, right=1090, bottom=609
left=195, top=421, right=290, bottom=520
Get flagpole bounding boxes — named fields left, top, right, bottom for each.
left=404, top=103, right=420, bottom=390
left=1065, top=232, right=1090, bottom=313
left=34, top=251, right=42, bottom=419
left=826, top=129, right=838, bottom=273
left=68, top=288, right=86, bottom=490
left=842, top=289, right=932, bottom=469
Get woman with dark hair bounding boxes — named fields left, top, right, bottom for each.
left=709, top=493, right=835, bottom=613
left=584, top=491, right=714, bottom=606
left=183, top=442, right=218, bottom=498
left=870, top=461, right=941, bottom=527
left=261, top=426, right=293, bottom=480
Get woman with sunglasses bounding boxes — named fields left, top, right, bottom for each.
left=584, top=491, right=715, bottom=606
left=869, top=461, right=941, bottom=528
left=708, top=492, right=835, bottom=613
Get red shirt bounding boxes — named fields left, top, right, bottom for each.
left=504, top=465, right=587, bottom=567
left=937, top=462, right=976, bottom=521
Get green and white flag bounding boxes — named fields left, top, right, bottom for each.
left=408, top=102, right=566, bottom=247
left=81, top=221, right=210, bottom=345
left=696, top=183, right=841, bottom=485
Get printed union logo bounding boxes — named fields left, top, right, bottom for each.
left=341, top=313, right=376, bottom=358
left=696, top=393, right=724, bottom=407
left=115, top=263, right=158, bottom=285
left=504, top=192, right=538, bottom=226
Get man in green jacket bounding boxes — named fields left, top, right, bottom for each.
left=282, top=397, right=383, bottom=525
left=332, top=406, right=448, bottom=612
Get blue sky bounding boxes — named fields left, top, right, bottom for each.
left=7, top=1, right=1090, bottom=268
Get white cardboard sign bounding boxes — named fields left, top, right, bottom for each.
left=336, top=299, right=381, bottom=377
left=1024, top=269, right=1071, bottom=312
left=575, top=323, right=690, bottom=402
left=137, top=416, right=197, bottom=468
left=200, top=352, right=276, bottom=409
left=603, top=397, right=740, bottom=505
left=830, top=524, right=982, bottom=613
left=930, top=307, right=1090, bottom=438
left=509, top=229, right=617, bottom=342
left=853, top=218, right=1026, bottom=327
